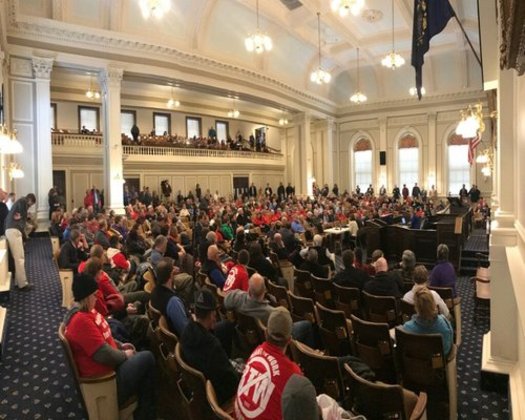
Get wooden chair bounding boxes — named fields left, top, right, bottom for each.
left=158, top=315, right=179, bottom=353
left=58, top=324, right=137, bottom=420
left=246, top=266, right=257, bottom=277
left=400, top=299, right=416, bottom=323
left=289, top=340, right=348, bottom=405
left=206, top=381, right=235, bottom=420
left=174, top=343, right=215, bottom=419
left=203, top=278, right=231, bottom=321
left=429, top=286, right=462, bottom=346
left=50, top=236, right=60, bottom=257
left=59, top=269, right=74, bottom=309
left=269, top=251, right=283, bottom=277
left=143, top=267, right=156, bottom=293
left=266, top=279, right=291, bottom=310
left=343, top=363, right=427, bottom=420
left=395, top=328, right=458, bottom=420
left=311, top=275, right=335, bottom=308
left=293, top=267, right=314, bottom=299
left=316, top=303, right=352, bottom=356
left=234, top=311, right=266, bottom=358
left=469, top=266, right=490, bottom=322
left=350, top=314, right=397, bottom=384
left=278, top=259, right=295, bottom=291
left=196, top=270, right=208, bottom=288
left=288, top=291, right=318, bottom=324
left=147, top=301, right=162, bottom=327
left=362, top=291, right=399, bottom=328
left=332, top=283, right=361, bottom=318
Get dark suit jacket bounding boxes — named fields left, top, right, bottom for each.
left=363, top=271, right=402, bottom=298
left=333, top=266, right=369, bottom=290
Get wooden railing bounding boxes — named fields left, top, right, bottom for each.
left=51, top=133, right=283, bottom=161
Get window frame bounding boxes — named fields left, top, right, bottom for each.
left=153, top=112, right=171, bottom=136
left=78, top=105, right=100, bottom=132
left=354, top=149, right=373, bottom=192
left=121, top=109, right=137, bottom=136
left=186, top=116, right=202, bottom=138
left=215, top=120, right=229, bottom=141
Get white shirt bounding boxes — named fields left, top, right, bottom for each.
left=403, top=286, right=450, bottom=319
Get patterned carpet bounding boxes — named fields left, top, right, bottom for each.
left=0, top=238, right=511, bottom=419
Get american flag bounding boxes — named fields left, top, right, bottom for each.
left=468, top=133, right=481, bottom=165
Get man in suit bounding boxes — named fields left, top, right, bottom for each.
left=333, top=249, right=369, bottom=290
left=248, top=182, right=257, bottom=198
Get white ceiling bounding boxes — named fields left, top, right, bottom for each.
left=15, top=0, right=483, bottom=110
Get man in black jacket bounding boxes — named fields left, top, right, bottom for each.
left=363, top=257, right=402, bottom=298
left=180, top=289, right=239, bottom=405
left=333, top=249, right=369, bottom=290
left=58, top=229, right=89, bottom=274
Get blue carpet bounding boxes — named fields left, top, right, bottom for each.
left=0, top=238, right=86, bottom=419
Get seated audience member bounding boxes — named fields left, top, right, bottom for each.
left=333, top=249, right=369, bottom=290
left=291, top=216, right=306, bottom=234
left=235, top=307, right=318, bottom=420
left=429, top=243, right=457, bottom=297
left=354, top=247, right=374, bottom=276
left=149, top=235, right=168, bottom=267
left=403, top=265, right=450, bottom=318
left=199, top=231, right=216, bottom=265
left=203, top=244, right=227, bottom=288
left=125, top=227, right=148, bottom=258
left=269, top=232, right=289, bottom=260
left=348, top=214, right=359, bottom=237
left=299, top=249, right=329, bottom=278
left=107, top=235, right=131, bottom=278
left=111, top=215, right=129, bottom=241
left=398, top=249, right=416, bottom=292
left=309, top=234, right=335, bottom=269
left=64, top=273, right=156, bottom=420
left=58, top=229, right=89, bottom=273
left=402, top=287, right=454, bottom=356
left=180, top=289, right=240, bottom=405
left=363, top=257, right=402, bottom=298
left=223, top=249, right=250, bottom=293
left=232, top=228, right=247, bottom=253
left=150, top=257, right=189, bottom=336
left=49, top=210, right=64, bottom=243
left=249, top=242, right=280, bottom=284
left=95, top=218, right=111, bottom=250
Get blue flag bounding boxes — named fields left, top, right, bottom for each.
left=411, top=0, right=455, bottom=99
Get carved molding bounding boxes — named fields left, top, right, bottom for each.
left=340, top=119, right=378, bottom=131
left=10, top=56, right=32, bottom=77
left=32, top=57, right=53, bottom=79
left=388, top=115, right=427, bottom=127
left=98, top=67, right=123, bottom=94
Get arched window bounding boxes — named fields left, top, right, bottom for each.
left=398, top=134, right=419, bottom=188
left=448, top=134, right=470, bottom=196
left=354, top=138, right=372, bottom=191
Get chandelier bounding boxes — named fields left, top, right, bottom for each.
left=245, top=0, right=272, bottom=54
left=6, top=162, right=24, bottom=179
left=409, top=87, right=425, bottom=96
left=166, top=86, right=180, bottom=108
left=278, top=111, right=289, bottom=125
left=139, top=0, right=170, bottom=20
left=331, top=0, right=365, bottom=17
left=85, top=75, right=100, bottom=100
left=381, top=0, right=405, bottom=69
left=227, top=97, right=240, bottom=118
left=350, top=47, right=367, bottom=104
left=456, top=103, right=484, bottom=139
left=0, top=125, right=23, bottom=154
left=310, top=12, right=331, bottom=85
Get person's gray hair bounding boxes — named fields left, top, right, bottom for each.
left=313, top=234, right=323, bottom=247
left=436, top=243, right=449, bottom=261
left=206, top=231, right=216, bottom=243
left=401, top=250, right=416, bottom=269
left=307, top=248, right=318, bottom=263
left=154, top=235, right=168, bottom=248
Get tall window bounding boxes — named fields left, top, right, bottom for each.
left=78, top=106, right=99, bottom=132
left=216, top=120, right=229, bottom=141
left=186, top=117, right=201, bottom=138
left=121, top=110, right=136, bottom=136
left=153, top=112, right=170, bottom=135
left=50, top=103, right=57, bottom=130
left=398, top=134, right=419, bottom=188
left=354, top=138, right=372, bottom=191
left=448, top=134, right=470, bottom=196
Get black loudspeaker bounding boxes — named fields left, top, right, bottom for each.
left=379, top=151, right=386, bottom=165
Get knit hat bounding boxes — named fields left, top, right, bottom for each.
left=72, top=273, right=98, bottom=302
left=194, top=289, right=217, bottom=311
left=267, top=307, right=293, bottom=341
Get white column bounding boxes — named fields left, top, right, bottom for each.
left=0, top=50, right=6, bottom=191
left=379, top=117, right=387, bottom=189
left=32, top=57, right=54, bottom=226
left=427, top=112, right=437, bottom=192
left=323, top=118, right=334, bottom=187
left=295, top=113, right=312, bottom=196
left=98, top=67, right=124, bottom=215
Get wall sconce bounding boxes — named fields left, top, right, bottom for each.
left=0, top=126, right=23, bottom=154
left=6, top=162, right=24, bottom=180
left=476, top=148, right=494, bottom=177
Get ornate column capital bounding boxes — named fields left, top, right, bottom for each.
left=32, top=57, right=54, bottom=80
left=98, top=67, right=123, bottom=94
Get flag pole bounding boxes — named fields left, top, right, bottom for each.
left=451, top=11, right=482, bottom=67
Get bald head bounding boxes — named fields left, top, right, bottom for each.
left=248, top=273, right=266, bottom=300
left=207, top=244, right=220, bottom=261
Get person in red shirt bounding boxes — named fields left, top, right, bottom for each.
left=235, top=307, right=318, bottom=420
left=223, top=249, right=250, bottom=293
left=64, top=273, right=156, bottom=419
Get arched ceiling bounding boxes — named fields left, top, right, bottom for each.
left=11, top=0, right=482, bottom=110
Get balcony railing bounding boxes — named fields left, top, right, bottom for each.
left=51, top=133, right=283, bottom=161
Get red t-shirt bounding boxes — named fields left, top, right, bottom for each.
left=223, top=264, right=249, bottom=293
left=235, top=342, right=302, bottom=419
left=65, top=309, right=118, bottom=377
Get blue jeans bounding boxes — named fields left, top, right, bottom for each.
left=292, top=320, right=318, bottom=349
left=116, top=350, right=156, bottom=420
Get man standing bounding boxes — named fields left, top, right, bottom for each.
left=412, top=182, right=421, bottom=199
left=0, top=189, right=9, bottom=236
left=5, top=193, right=36, bottom=290
left=277, top=182, right=285, bottom=201
left=248, top=182, right=257, bottom=198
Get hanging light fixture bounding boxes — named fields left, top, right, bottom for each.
left=139, top=0, right=171, bottom=20
left=245, top=0, right=273, bottom=54
left=166, top=86, right=180, bottom=108
left=456, top=103, right=484, bottom=139
left=227, top=97, right=240, bottom=118
left=310, top=12, right=331, bottom=85
left=409, top=86, right=426, bottom=96
left=350, top=47, right=367, bottom=104
left=330, top=0, right=365, bottom=17
left=381, top=0, right=405, bottom=69
left=278, top=110, right=289, bottom=126
left=6, top=162, right=24, bottom=179
left=0, top=126, right=22, bottom=154
left=85, top=75, right=100, bottom=100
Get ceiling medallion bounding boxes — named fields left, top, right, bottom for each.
left=361, top=9, right=383, bottom=23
